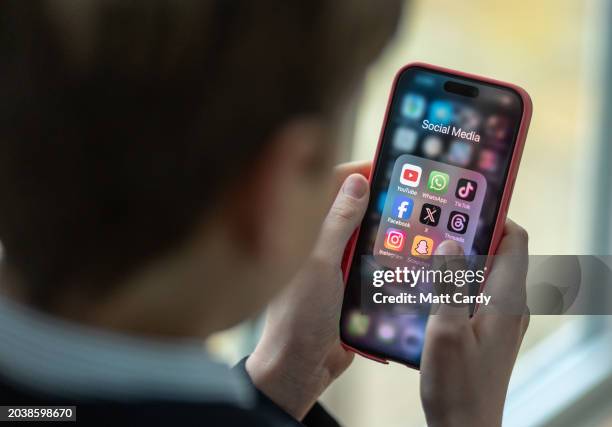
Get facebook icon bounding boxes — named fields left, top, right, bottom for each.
left=391, top=195, right=414, bottom=220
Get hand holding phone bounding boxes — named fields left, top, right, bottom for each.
left=247, top=164, right=370, bottom=420
left=421, top=221, right=529, bottom=427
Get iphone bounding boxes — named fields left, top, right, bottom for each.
left=340, top=63, right=532, bottom=368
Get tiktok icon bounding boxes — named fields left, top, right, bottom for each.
left=455, top=178, right=478, bottom=202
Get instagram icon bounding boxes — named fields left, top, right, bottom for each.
left=384, top=228, right=406, bottom=252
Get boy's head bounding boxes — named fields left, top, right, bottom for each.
left=0, top=1, right=401, bottom=332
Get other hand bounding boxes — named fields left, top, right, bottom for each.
left=420, top=220, right=530, bottom=427
left=247, top=160, right=371, bottom=420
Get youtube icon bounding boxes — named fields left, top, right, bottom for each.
left=400, top=164, right=422, bottom=187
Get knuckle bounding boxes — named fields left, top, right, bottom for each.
left=505, top=313, right=529, bottom=338
left=515, top=225, right=529, bottom=245
left=329, top=199, right=357, bottom=223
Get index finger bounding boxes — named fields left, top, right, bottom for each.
left=473, top=219, right=529, bottom=335
left=427, top=240, right=471, bottom=328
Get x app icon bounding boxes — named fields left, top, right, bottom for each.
left=419, top=203, right=441, bottom=227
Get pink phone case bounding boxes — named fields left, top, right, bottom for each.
left=340, top=62, right=533, bottom=367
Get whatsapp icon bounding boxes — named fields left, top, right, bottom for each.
left=427, top=170, right=450, bottom=194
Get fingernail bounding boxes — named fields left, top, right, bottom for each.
left=435, top=240, right=464, bottom=256
left=342, top=174, right=368, bottom=199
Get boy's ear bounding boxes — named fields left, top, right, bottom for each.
left=220, top=117, right=333, bottom=256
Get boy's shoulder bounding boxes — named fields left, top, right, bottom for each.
left=0, top=377, right=280, bottom=426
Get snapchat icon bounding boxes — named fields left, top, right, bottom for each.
left=411, top=235, right=434, bottom=257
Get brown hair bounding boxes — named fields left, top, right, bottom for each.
left=0, top=0, right=401, bottom=304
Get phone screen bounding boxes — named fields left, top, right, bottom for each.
left=340, top=65, right=525, bottom=367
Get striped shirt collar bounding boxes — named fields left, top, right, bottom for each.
left=0, top=295, right=254, bottom=407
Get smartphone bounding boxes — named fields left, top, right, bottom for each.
left=339, top=63, right=532, bottom=368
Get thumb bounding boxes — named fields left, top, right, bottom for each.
left=313, top=173, right=369, bottom=266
